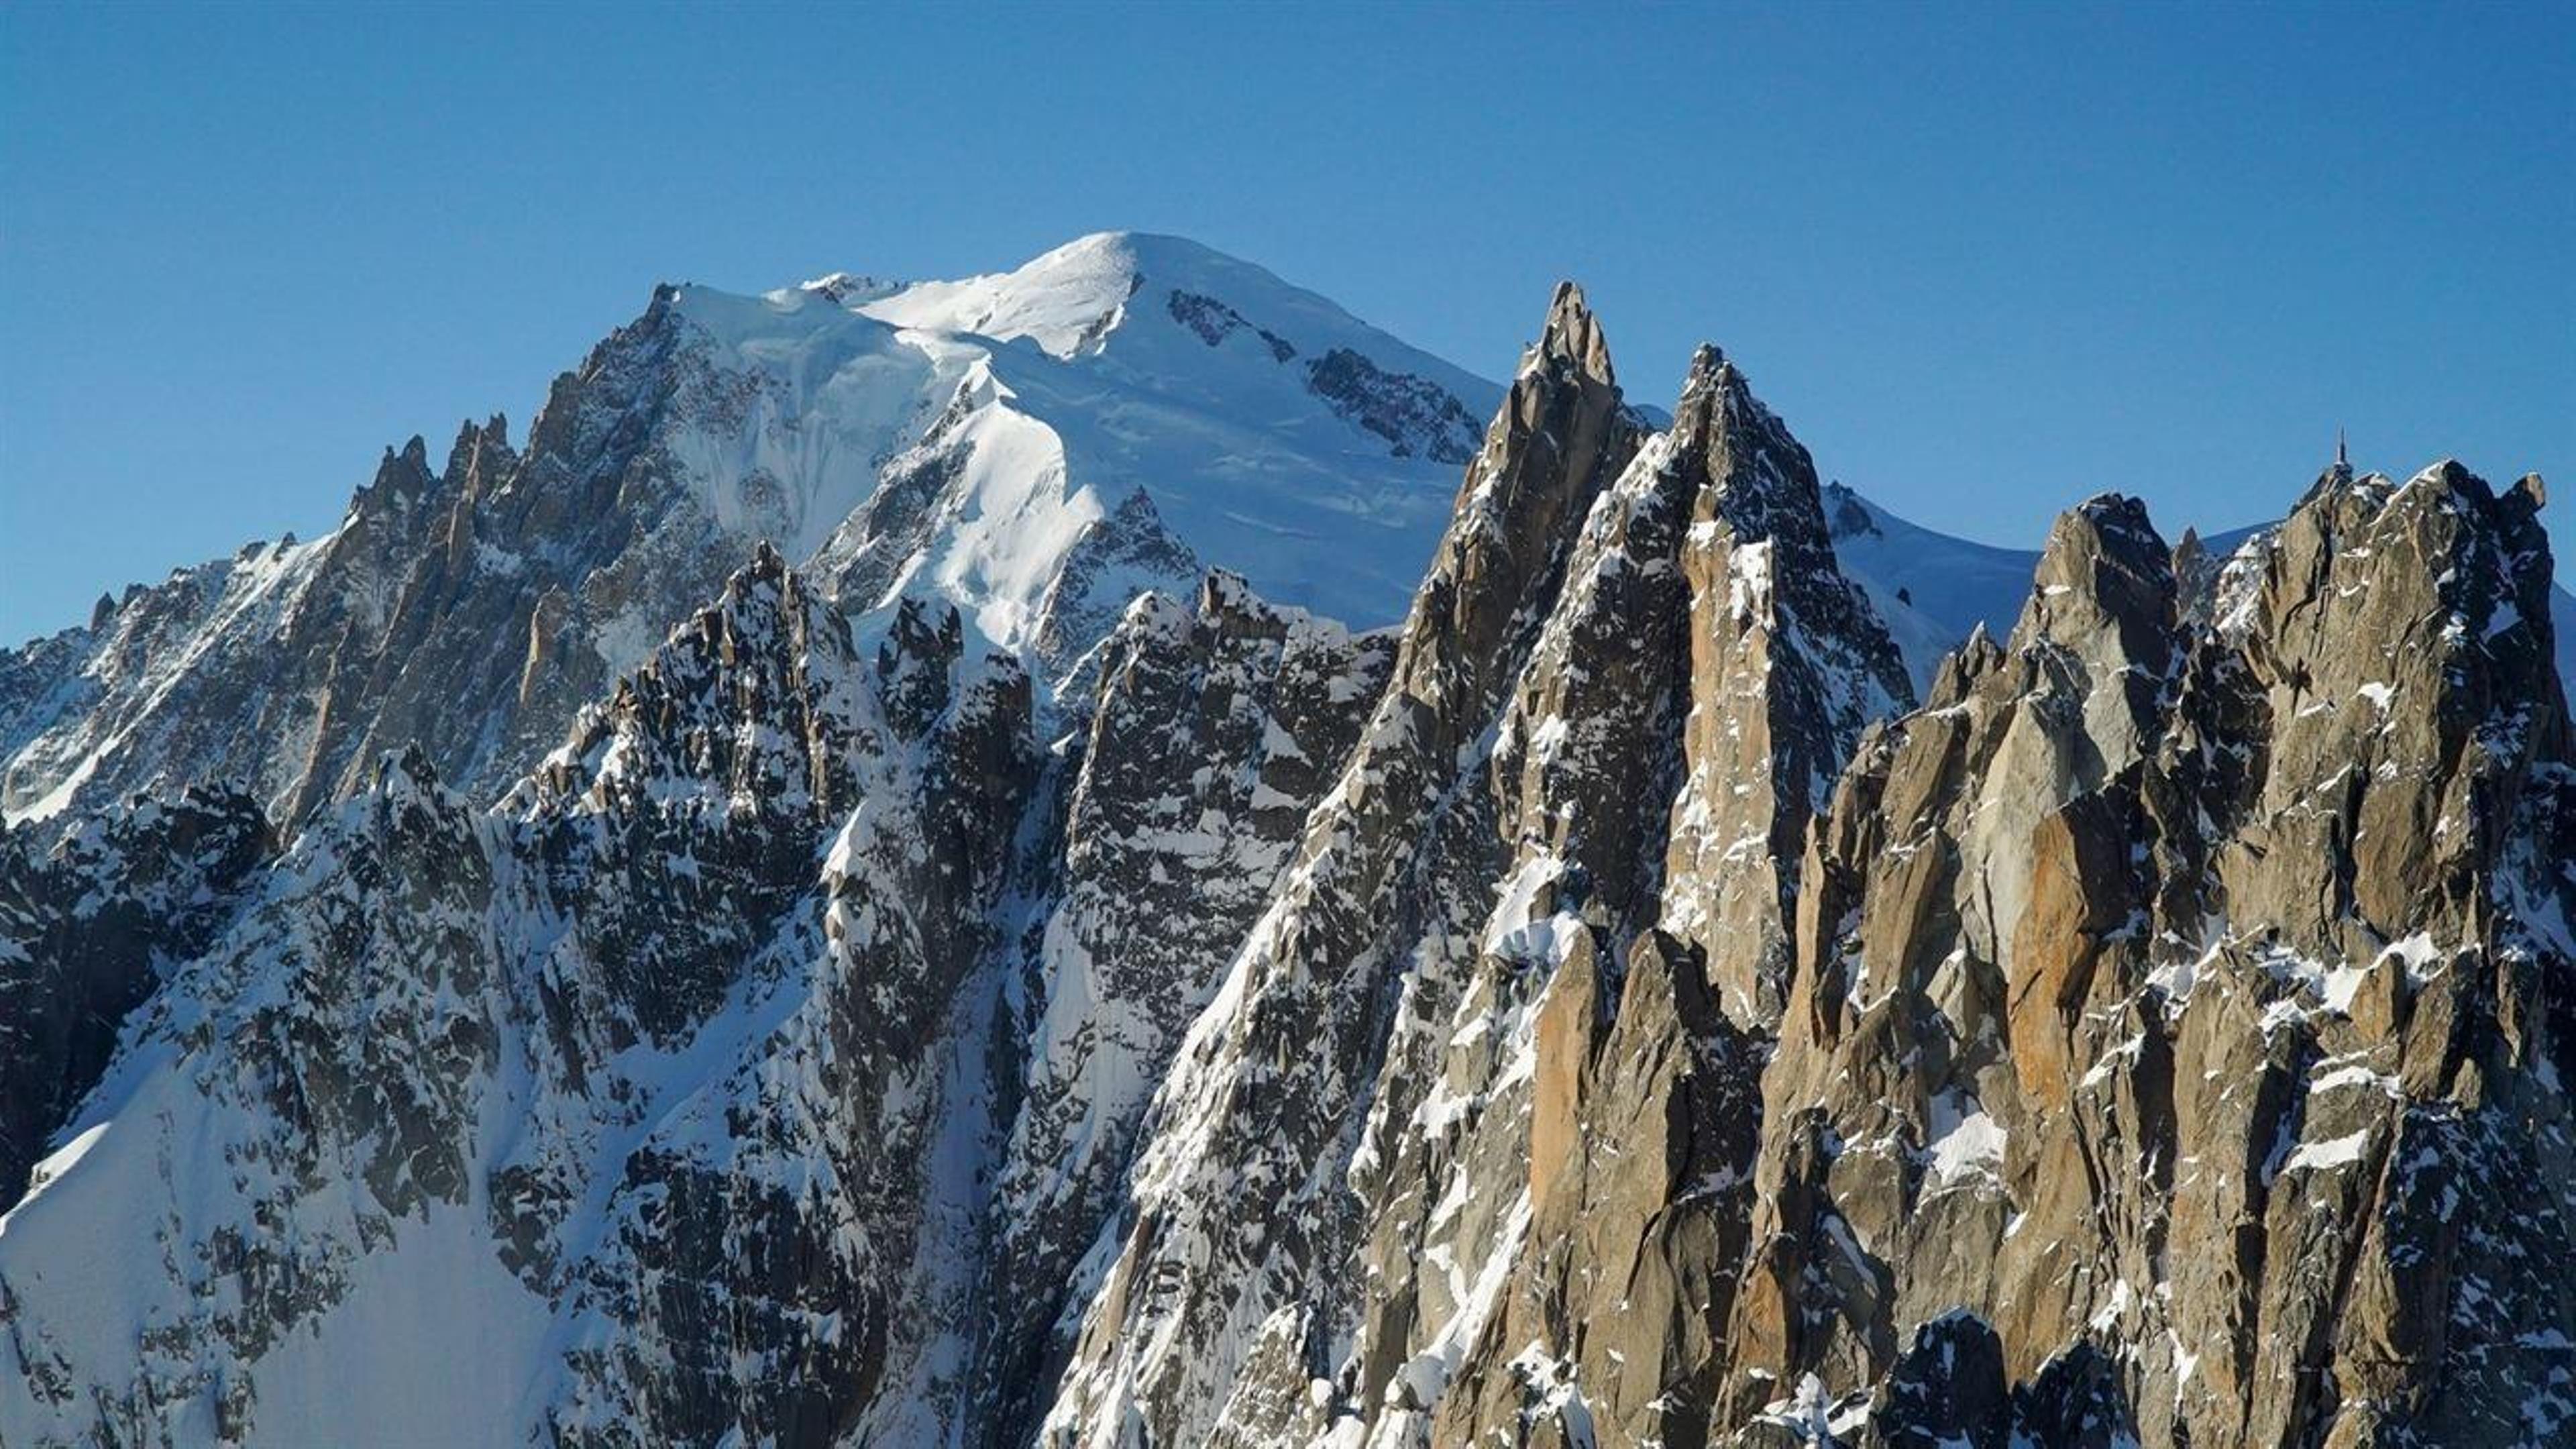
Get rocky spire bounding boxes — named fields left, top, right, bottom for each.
left=1040, top=284, right=1646, bottom=1448
left=357, top=433, right=435, bottom=508
left=1387, top=279, right=1642, bottom=743
left=1402, top=341, right=1913, bottom=1447
left=1532, top=279, right=1615, bottom=389
left=442, top=413, right=515, bottom=495
left=1660, top=343, right=1917, bottom=1024
left=1038, top=295, right=1928, bottom=1448
left=2008, top=493, right=2178, bottom=782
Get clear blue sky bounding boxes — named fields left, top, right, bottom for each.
left=4, top=1, right=2568, bottom=642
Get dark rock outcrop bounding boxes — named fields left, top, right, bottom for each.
left=0, top=785, right=276, bottom=1209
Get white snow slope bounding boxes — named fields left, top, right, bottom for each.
left=767, top=231, right=1499, bottom=635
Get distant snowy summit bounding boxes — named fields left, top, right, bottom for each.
left=693, top=229, right=1501, bottom=629
left=0, top=231, right=1501, bottom=828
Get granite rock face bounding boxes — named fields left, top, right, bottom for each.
left=1038, top=282, right=1650, bottom=1447
left=1729, top=465, right=2574, bottom=1447
left=1038, top=286, right=1917, bottom=1449
left=973, top=571, right=1398, bottom=1440
left=1, top=273, right=2569, bottom=1449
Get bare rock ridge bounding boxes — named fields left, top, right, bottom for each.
left=1041, top=279, right=1658, bottom=1446
left=0, top=263, right=2569, bottom=1449
left=1036, top=288, right=1919, bottom=1448
left=1733, top=464, right=2572, bottom=1447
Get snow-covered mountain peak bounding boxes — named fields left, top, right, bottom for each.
left=850, top=231, right=1364, bottom=360
left=852, top=229, right=1157, bottom=358
left=619, top=234, right=1510, bottom=635
left=0, top=232, right=1521, bottom=831
left=833, top=231, right=1493, bottom=428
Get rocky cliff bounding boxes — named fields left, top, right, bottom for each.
left=2, top=266, right=2567, bottom=1449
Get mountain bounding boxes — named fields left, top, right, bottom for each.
left=7, top=230, right=2567, bottom=838
left=0, top=233, right=1496, bottom=834
left=3, top=241, right=2571, bottom=1449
